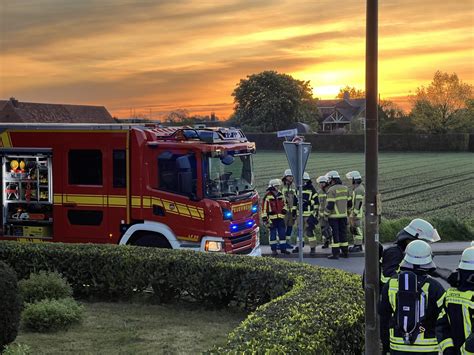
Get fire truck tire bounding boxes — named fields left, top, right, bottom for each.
left=128, top=232, right=172, bottom=248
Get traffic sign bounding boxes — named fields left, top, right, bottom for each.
left=283, top=141, right=311, bottom=186
left=277, top=128, right=298, bottom=139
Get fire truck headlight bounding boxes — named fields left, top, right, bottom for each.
left=205, top=240, right=224, bottom=252
left=222, top=208, right=233, bottom=220
left=251, top=204, right=258, bottom=213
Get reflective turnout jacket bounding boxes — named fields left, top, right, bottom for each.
left=295, top=181, right=319, bottom=217
left=281, top=184, right=297, bottom=215
left=317, top=187, right=328, bottom=224
left=261, top=190, right=287, bottom=220
left=436, top=287, right=474, bottom=354
left=380, top=273, right=446, bottom=354
left=349, top=184, right=365, bottom=219
left=324, top=183, right=350, bottom=219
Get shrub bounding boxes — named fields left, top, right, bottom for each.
left=0, top=241, right=364, bottom=352
left=2, top=343, right=32, bottom=355
left=19, top=271, right=73, bottom=304
left=21, top=298, right=84, bottom=332
left=0, top=261, right=22, bottom=351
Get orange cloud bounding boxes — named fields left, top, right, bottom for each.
left=0, top=0, right=472, bottom=119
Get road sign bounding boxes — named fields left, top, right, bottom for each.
left=283, top=141, right=311, bottom=185
left=277, top=128, right=298, bottom=139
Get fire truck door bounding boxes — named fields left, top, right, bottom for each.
left=57, top=148, right=111, bottom=243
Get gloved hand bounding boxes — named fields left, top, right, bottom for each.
left=307, top=215, right=318, bottom=227
left=322, top=224, right=332, bottom=238
left=282, top=208, right=287, bottom=215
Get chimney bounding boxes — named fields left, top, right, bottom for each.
left=343, top=91, right=350, bottom=101
left=9, top=97, right=19, bottom=108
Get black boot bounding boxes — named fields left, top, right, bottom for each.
left=310, top=247, right=316, bottom=256
left=322, top=240, right=329, bottom=249
left=341, top=246, right=349, bottom=258
left=271, top=249, right=278, bottom=257
left=280, top=249, right=290, bottom=255
left=292, top=247, right=299, bottom=253
left=327, top=248, right=339, bottom=259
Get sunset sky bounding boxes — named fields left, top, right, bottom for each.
left=0, top=0, right=473, bottom=119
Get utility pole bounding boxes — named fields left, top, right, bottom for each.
left=365, top=0, right=380, bottom=354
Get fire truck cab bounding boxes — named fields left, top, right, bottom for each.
left=0, top=124, right=260, bottom=256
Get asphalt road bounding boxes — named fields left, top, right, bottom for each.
left=289, top=254, right=463, bottom=288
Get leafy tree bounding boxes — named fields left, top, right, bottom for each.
left=410, top=71, right=474, bottom=133
left=232, top=71, right=320, bottom=132
left=379, top=100, right=414, bottom=133
left=336, top=86, right=365, bottom=99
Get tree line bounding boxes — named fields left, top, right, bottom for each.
left=228, top=70, right=474, bottom=134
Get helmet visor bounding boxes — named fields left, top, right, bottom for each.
left=431, top=229, right=441, bottom=243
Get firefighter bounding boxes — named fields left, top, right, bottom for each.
left=316, top=175, right=330, bottom=249
left=381, top=218, right=441, bottom=287
left=346, top=171, right=365, bottom=252
left=436, top=246, right=474, bottom=354
left=380, top=240, right=445, bottom=354
left=261, top=178, right=289, bottom=256
left=323, top=170, right=350, bottom=259
left=281, top=169, right=297, bottom=248
left=292, top=172, right=319, bottom=256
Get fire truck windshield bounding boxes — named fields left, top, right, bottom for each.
left=205, top=153, right=255, bottom=198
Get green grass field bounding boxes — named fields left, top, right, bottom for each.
left=12, top=301, right=245, bottom=354
left=254, top=151, right=474, bottom=220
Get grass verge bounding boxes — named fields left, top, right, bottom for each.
left=13, top=301, right=246, bottom=354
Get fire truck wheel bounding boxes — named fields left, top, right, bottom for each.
left=129, top=233, right=172, bottom=249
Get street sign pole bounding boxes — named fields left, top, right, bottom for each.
left=282, top=137, right=311, bottom=264
left=365, top=0, right=380, bottom=353
left=297, top=142, right=304, bottom=263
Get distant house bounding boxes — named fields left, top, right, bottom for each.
left=318, top=92, right=366, bottom=132
left=0, top=97, right=115, bottom=124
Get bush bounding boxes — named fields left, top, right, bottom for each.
left=2, top=343, right=31, bottom=355
left=19, top=271, right=73, bottom=304
left=0, top=261, right=22, bottom=351
left=21, top=298, right=84, bottom=332
left=0, top=241, right=364, bottom=352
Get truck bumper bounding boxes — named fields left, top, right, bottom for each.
left=248, top=243, right=262, bottom=257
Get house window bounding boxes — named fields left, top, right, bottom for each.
left=113, top=150, right=126, bottom=188
left=68, top=150, right=102, bottom=185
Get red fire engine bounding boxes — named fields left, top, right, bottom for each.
left=0, top=124, right=260, bottom=255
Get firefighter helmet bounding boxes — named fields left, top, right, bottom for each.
left=316, top=175, right=329, bottom=184
left=326, top=170, right=340, bottom=179
left=346, top=171, right=362, bottom=180
left=404, top=218, right=440, bottom=243
left=459, top=247, right=474, bottom=270
left=283, top=169, right=293, bottom=178
left=401, top=240, right=435, bottom=269
left=268, top=178, right=282, bottom=188
left=303, top=172, right=310, bottom=180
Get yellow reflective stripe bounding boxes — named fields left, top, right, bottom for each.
left=132, top=196, right=141, bottom=207
left=340, top=242, right=349, bottom=247
left=463, top=303, right=472, bottom=340
left=461, top=342, right=474, bottom=355
left=330, top=242, right=340, bottom=247
left=269, top=239, right=278, bottom=245
left=438, top=307, right=446, bottom=320
left=390, top=342, right=439, bottom=352
left=53, top=194, right=63, bottom=204
left=439, top=338, right=454, bottom=351
left=381, top=274, right=391, bottom=283
left=108, top=195, right=127, bottom=207
left=63, top=194, right=106, bottom=206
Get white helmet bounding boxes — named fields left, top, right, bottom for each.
left=401, top=240, right=435, bottom=269
left=326, top=170, right=340, bottom=179
left=268, top=178, right=282, bottom=188
left=316, top=175, right=329, bottom=184
left=404, top=218, right=440, bottom=243
left=303, top=172, right=310, bottom=180
left=283, top=169, right=293, bottom=178
left=459, top=247, right=474, bottom=270
left=346, top=171, right=362, bottom=180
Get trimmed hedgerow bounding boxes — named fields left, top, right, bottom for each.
left=19, top=271, right=73, bottom=304
left=0, top=241, right=364, bottom=353
left=21, top=298, right=84, bottom=332
left=0, top=261, right=22, bottom=352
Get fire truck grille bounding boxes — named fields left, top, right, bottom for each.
left=230, top=233, right=252, bottom=245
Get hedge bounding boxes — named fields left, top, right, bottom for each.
left=0, top=261, right=21, bottom=351
left=0, top=241, right=364, bottom=353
